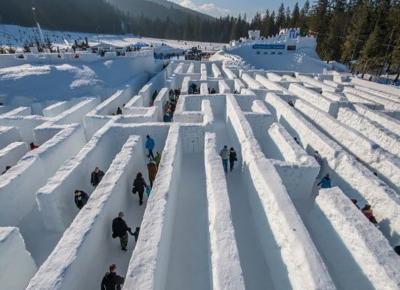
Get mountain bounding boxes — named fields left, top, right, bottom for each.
left=105, top=0, right=213, bottom=23
left=0, top=0, right=213, bottom=34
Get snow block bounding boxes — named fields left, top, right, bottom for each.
left=0, top=142, right=28, bottom=173
left=241, top=73, right=263, bottom=90
left=267, top=123, right=320, bottom=202
left=1, top=106, right=31, bottom=117
left=43, top=101, right=70, bottom=117
left=123, top=125, right=182, bottom=290
left=255, top=73, right=291, bottom=94
left=337, top=107, right=400, bottom=156
left=226, top=94, right=335, bottom=290
left=27, top=135, right=145, bottom=290
left=353, top=103, right=400, bottom=137
left=343, top=92, right=384, bottom=110
left=204, top=132, right=245, bottom=290
left=36, top=123, right=125, bottom=231
left=0, top=115, right=47, bottom=143
left=351, top=77, right=400, bottom=98
left=0, top=227, right=37, bottom=290
left=295, top=98, right=400, bottom=191
left=212, top=63, right=223, bottom=78
left=309, top=187, right=400, bottom=290
left=289, top=83, right=339, bottom=116
left=296, top=74, right=338, bottom=92
left=0, top=126, right=21, bottom=150
left=0, top=124, right=86, bottom=226
left=344, top=86, right=400, bottom=111
left=267, top=92, right=400, bottom=244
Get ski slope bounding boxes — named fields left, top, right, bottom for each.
left=0, top=31, right=400, bottom=290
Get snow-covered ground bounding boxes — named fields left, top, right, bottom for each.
left=0, top=24, right=224, bottom=53
left=1, top=26, right=400, bottom=290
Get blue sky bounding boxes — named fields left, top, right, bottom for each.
left=171, top=0, right=306, bottom=18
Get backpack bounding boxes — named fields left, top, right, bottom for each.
left=101, top=273, right=114, bottom=290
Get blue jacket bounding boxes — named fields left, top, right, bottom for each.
left=145, top=137, right=155, bottom=150
left=318, top=177, right=331, bottom=188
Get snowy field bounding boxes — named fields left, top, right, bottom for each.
left=1, top=29, right=400, bottom=289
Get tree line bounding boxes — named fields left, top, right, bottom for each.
left=246, top=0, right=400, bottom=77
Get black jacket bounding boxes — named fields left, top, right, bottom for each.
left=101, top=272, right=124, bottom=290
left=74, top=191, right=89, bottom=209
left=133, top=177, right=147, bottom=193
left=91, top=170, right=105, bottom=186
left=229, top=151, right=237, bottom=161
left=112, top=217, right=130, bottom=238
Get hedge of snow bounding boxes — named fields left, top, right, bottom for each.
left=0, top=126, right=21, bottom=150
left=353, top=103, right=400, bottom=137
left=226, top=94, right=335, bottom=290
left=337, top=107, right=400, bottom=156
left=295, top=98, right=400, bottom=191
left=0, top=227, right=37, bottom=290
left=0, top=142, right=28, bottom=173
left=204, top=132, right=245, bottom=290
left=267, top=92, right=400, bottom=245
left=0, top=124, right=86, bottom=226
left=27, top=135, right=146, bottom=290
left=309, top=187, right=400, bottom=290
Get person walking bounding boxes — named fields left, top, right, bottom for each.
left=132, top=172, right=148, bottom=206
left=220, top=145, right=229, bottom=173
left=154, top=151, right=162, bottom=166
left=112, top=212, right=132, bottom=251
left=229, top=147, right=237, bottom=172
left=147, top=160, right=158, bottom=187
left=74, top=190, right=89, bottom=210
left=145, top=135, right=155, bottom=160
left=101, top=264, right=125, bottom=290
left=317, top=174, right=331, bottom=188
left=362, top=204, right=378, bottom=224
left=90, top=167, right=105, bottom=187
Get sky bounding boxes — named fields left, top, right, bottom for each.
left=171, top=0, right=306, bottom=18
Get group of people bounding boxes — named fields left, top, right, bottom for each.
left=74, top=167, right=105, bottom=210
left=163, top=89, right=180, bottom=122
left=219, top=145, right=238, bottom=173
left=102, top=211, right=142, bottom=289
left=189, top=83, right=200, bottom=95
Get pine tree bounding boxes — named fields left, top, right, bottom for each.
left=325, top=0, right=347, bottom=60
left=291, top=3, right=300, bottom=27
left=358, top=0, right=391, bottom=74
left=276, top=4, right=286, bottom=30
left=309, top=0, right=330, bottom=57
left=341, top=0, right=372, bottom=64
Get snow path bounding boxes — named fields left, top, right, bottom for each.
left=165, top=153, right=212, bottom=290
left=214, top=122, right=274, bottom=290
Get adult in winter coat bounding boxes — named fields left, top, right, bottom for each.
left=154, top=152, right=162, bottom=167
left=229, top=147, right=237, bottom=172
left=101, top=264, right=125, bottom=290
left=219, top=145, right=229, bottom=173
left=91, top=167, right=105, bottom=187
left=145, top=135, right=155, bottom=160
left=362, top=204, right=378, bottom=224
left=147, top=161, right=158, bottom=187
left=74, top=190, right=89, bottom=210
left=132, top=172, right=148, bottom=205
left=317, top=174, right=331, bottom=188
left=112, top=212, right=131, bottom=251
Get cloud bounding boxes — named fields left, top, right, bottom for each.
left=178, top=0, right=231, bottom=17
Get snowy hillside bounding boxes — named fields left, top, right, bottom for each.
left=1, top=26, right=400, bottom=290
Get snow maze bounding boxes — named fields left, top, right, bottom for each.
left=1, top=59, right=400, bottom=290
